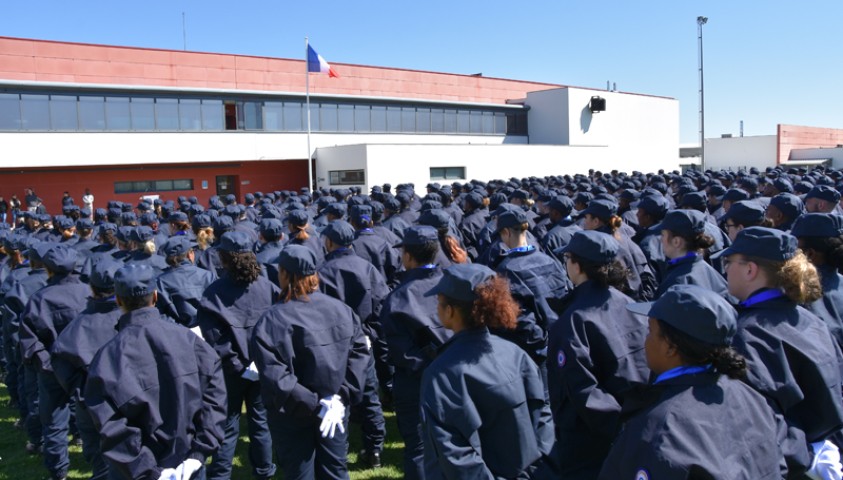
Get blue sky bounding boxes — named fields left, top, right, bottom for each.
left=3, top=1, right=841, bottom=144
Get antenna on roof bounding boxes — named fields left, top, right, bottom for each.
left=182, top=12, right=187, bottom=51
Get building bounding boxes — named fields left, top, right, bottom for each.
left=1, top=36, right=679, bottom=213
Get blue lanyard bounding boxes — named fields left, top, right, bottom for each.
left=506, top=245, right=536, bottom=255
left=421, top=264, right=437, bottom=269
left=334, top=247, right=349, bottom=253
left=359, top=228, right=373, bottom=234
left=668, top=252, right=697, bottom=266
left=654, top=365, right=711, bottom=384
left=739, top=289, right=785, bottom=308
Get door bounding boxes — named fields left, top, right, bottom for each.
left=216, top=175, right=238, bottom=198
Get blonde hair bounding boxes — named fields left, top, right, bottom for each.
left=749, top=251, right=822, bottom=304
left=196, top=227, right=214, bottom=251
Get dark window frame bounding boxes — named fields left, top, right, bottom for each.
left=114, top=178, right=194, bottom=194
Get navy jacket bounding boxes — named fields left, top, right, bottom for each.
left=541, top=218, right=581, bottom=257
left=459, top=208, right=488, bottom=261
left=285, top=233, right=326, bottom=268
left=598, top=372, right=785, bottom=480
left=547, top=280, right=649, bottom=479
left=609, top=229, right=657, bottom=301
left=250, top=292, right=368, bottom=418
left=126, top=251, right=169, bottom=275
left=420, top=328, right=555, bottom=479
left=51, top=297, right=122, bottom=403
left=633, top=225, right=667, bottom=282
left=84, top=306, right=226, bottom=480
left=255, top=240, right=285, bottom=288
left=197, top=275, right=279, bottom=378
left=156, top=260, right=217, bottom=328
left=318, top=248, right=389, bottom=332
left=1, top=266, right=47, bottom=361
left=352, top=229, right=399, bottom=283
left=19, top=273, right=90, bottom=373
left=655, top=253, right=728, bottom=299
left=495, top=246, right=570, bottom=360
left=195, top=246, right=223, bottom=278
left=733, top=290, right=843, bottom=477
left=382, top=215, right=411, bottom=240
left=808, top=264, right=843, bottom=351
left=381, top=266, right=451, bottom=377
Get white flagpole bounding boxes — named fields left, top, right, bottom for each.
left=305, top=36, right=313, bottom=193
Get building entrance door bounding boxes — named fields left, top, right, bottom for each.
left=216, top=175, right=238, bottom=198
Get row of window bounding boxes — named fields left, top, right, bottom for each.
left=114, top=179, right=194, bottom=194
left=328, top=167, right=466, bottom=186
left=0, top=91, right=529, bottom=135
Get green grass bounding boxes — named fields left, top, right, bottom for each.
left=0, top=384, right=404, bottom=479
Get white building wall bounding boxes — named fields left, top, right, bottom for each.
left=0, top=132, right=523, bottom=168
left=525, top=88, right=570, bottom=145
left=704, top=135, right=777, bottom=171
left=314, top=143, right=681, bottom=191
left=788, top=147, right=843, bottom=169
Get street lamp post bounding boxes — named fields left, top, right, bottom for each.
left=697, top=16, right=708, bottom=171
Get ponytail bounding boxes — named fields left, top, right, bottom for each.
left=291, top=225, right=310, bottom=242
left=440, top=230, right=468, bottom=264
left=196, top=227, right=214, bottom=251
left=657, top=319, right=747, bottom=380
left=750, top=251, right=822, bottom=304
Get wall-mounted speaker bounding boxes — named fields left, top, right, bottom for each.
left=590, top=96, right=606, bottom=113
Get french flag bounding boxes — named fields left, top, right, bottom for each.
left=307, top=44, right=339, bottom=78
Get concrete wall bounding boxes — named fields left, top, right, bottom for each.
left=525, top=88, right=570, bottom=145
left=789, top=147, right=843, bottom=169
left=703, top=135, right=777, bottom=171
left=314, top=143, right=681, bottom=191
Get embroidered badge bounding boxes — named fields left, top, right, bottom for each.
left=635, top=469, right=650, bottom=480
left=557, top=349, right=566, bottom=367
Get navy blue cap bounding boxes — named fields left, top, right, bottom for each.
left=161, top=236, right=197, bottom=257
left=657, top=210, right=706, bottom=236
left=29, top=241, right=56, bottom=262
left=791, top=213, right=843, bottom=238
left=418, top=209, right=451, bottom=230
left=117, top=226, right=135, bottom=243
left=396, top=226, right=438, bottom=247
left=5, top=235, right=32, bottom=252
left=192, top=214, right=212, bottom=229
left=627, top=284, right=737, bottom=345
left=98, top=222, right=118, bottom=236
left=76, top=218, right=94, bottom=230
left=713, top=226, right=797, bottom=262
left=213, top=215, right=234, bottom=232
left=425, top=263, right=496, bottom=303
left=806, top=185, right=841, bottom=204
left=120, top=212, right=137, bottom=224
left=637, top=195, right=669, bottom=217
left=509, top=189, right=529, bottom=201
left=350, top=204, right=373, bottom=224
left=42, top=244, right=78, bottom=274
left=277, top=244, right=317, bottom=276
left=548, top=195, right=574, bottom=215
left=324, top=203, right=347, bottom=218
left=709, top=184, right=727, bottom=197
left=557, top=230, right=619, bottom=264
left=772, top=178, right=794, bottom=193
left=769, top=193, right=804, bottom=220
left=219, top=231, right=253, bottom=253
left=580, top=199, right=618, bottom=219
left=130, top=226, right=154, bottom=243
left=168, top=211, right=189, bottom=223
left=679, top=191, right=707, bottom=211
left=90, top=259, right=122, bottom=290
left=286, top=210, right=309, bottom=227
left=722, top=188, right=750, bottom=203
left=722, top=200, right=766, bottom=226
left=322, top=220, right=355, bottom=246
left=259, top=219, right=284, bottom=239
left=497, top=209, right=528, bottom=231
left=114, top=264, right=157, bottom=298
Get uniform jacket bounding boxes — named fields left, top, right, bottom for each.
left=655, top=253, right=728, bottom=299
left=156, top=260, right=217, bottom=328
left=808, top=263, right=843, bottom=352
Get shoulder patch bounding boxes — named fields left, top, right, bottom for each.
left=557, top=349, right=566, bottom=367
left=636, top=469, right=650, bottom=480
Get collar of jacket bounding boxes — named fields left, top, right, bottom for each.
left=117, top=306, right=164, bottom=331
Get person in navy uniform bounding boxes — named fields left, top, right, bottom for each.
left=421, top=263, right=556, bottom=479
left=792, top=213, right=843, bottom=350
left=197, top=231, right=278, bottom=480
left=540, top=195, right=580, bottom=257
left=51, top=259, right=123, bottom=480
left=717, top=227, right=843, bottom=477
left=155, top=236, right=217, bottom=330
left=250, top=245, right=368, bottom=480
left=655, top=209, right=728, bottom=298
left=350, top=205, right=400, bottom=284
left=548, top=230, right=649, bottom=479
left=599, top=285, right=785, bottom=479
left=380, top=226, right=450, bottom=480
left=285, top=209, right=325, bottom=267
left=458, top=192, right=488, bottom=262
left=84, top=264, right=226, bottom=480
left=255, top=218, right=286, bottom=289
left=318, top=220, right=390, bottom=468
left=19, top=244, right=90, bottom=480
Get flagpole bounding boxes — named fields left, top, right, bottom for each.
left=305, top=36, right=313, bottom=193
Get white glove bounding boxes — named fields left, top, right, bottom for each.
left=317, top=394, right=346, bottom=439
left=241, top=362, right=259, bottom=382
left=157, top=468, right=177, bottom=480
left=189, top=326, right=204, bottom=341
left=808, top=440, right=843, bottom=480
left=365, top=335, right=372, bottom=351
left=174, top=458, right=203, bottom=480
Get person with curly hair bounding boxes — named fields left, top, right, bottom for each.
left=421, top=263, right=556, bottom=479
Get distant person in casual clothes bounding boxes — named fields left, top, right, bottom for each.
left=82, top=188, right=94, bottom=216
left=25, top=188, right=41, bottom=213
left=10, top=194, right=21, bottom=227
left=61, top=191, right=74, bottom=207
left=0, top=196, right=7, bottom=225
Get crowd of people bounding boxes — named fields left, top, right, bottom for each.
left=1, top=164, right=843, bottom=480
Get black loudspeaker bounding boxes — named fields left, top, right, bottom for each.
left=590, top=96, right=606, bottom=113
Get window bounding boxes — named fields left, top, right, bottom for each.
left=386, top=106, right=402, bottom=132
left=77, top=96, right=105, bottom=130
left=329, top=170, right=365, bottom=185
left=430, top=167, right=465, bottom=180
left=105, top=97, right=131, bottom=130
left=320, top=103, right=338, bottom=132
left=201, top=99, right=224, bottom=131
left=371, top=105, right=387, bottom=133
left=416, top=107, right=431, bottom=133
left=155, top=98, right=179, bottom=130
left=114, top=178, right=194, bottom=194
left=0, top=93, right=20, bottom=130
left=283, top=101, right=303, bottom=131
left=179, top=99, right=202, bottom=131
left=400, top=107, right=416, bottom=133
left=264, top=101, right=283, bottom=131
left=242, top=101, right=263, bottom=130
left=353, top=105, right=371, bottom=131
left=50, top=94, right=78, bottom=130
left=337, top=104, right=354, bottom=132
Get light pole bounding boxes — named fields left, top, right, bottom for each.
left=697, top=16, right=708, bottom=171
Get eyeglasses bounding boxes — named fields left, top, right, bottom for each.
left=724, top=223, right=738, bottom=229
left=561, top=253, right=572, bottom=262
left=722, top=258, right=749, bottom=269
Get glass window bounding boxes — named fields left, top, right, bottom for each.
left=430, top=108, right=445, bottom=133
left=320, top=103, right=338, bottom=132
left=507, top=112, right=528, bottom=135
left=201, top=99, right=223, bottom=131
left=263, top=101, right=283, bottom=131
left=457, top=110, right=470, bottom=134
left=371, top=105, right=386, bottom=133
left=154, top=180, right=173, bottom=190
left=114, top=178, right=193, bottom=193
left=401, top=107, right=416, bottom=133
left=470, top=111, right=493, bottom=135
left=329, top=170, right=365, bottom=185
left=172, top=179, right=193, bottom=190
left=130, top=97, right=155, bottom=130
left=416, top=107, right=431, bottom=133
left=354, top=105, right=371, bottom=132
left=50, top=94, right=78, bottom=130
left=307, top=102, right=319, bottom=131
left=77, top=96, right=106, bottom=131
left=469, top=111, right=483, bottom=134
left=105, top=97, right=130, bottom=130
left=283, top=102, right=303, bottom=131
left=494, top=112, right=507, bottom=134
left=155, top=98, right=179, bottom=130
left=430, top=167, right=466, bottom=180
left=242, top=101, right=263, bottom=130
left=337, top=104, right=354, bottom=132
left=443, top=109, right=457, bottom=133
left=386, top=106, right=402, bottom=132
left=0, top=93, right=20, bottom=130
left=179, top=99, right=202, bottom=131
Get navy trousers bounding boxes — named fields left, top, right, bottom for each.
left=38, top=371, right=70, bottom=479
left=268, top=411, right=349, bottom=480
left=393, top=371, right=424, bottom=480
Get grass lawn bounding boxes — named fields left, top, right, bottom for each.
left=0, top=384, right=404, bottom=479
